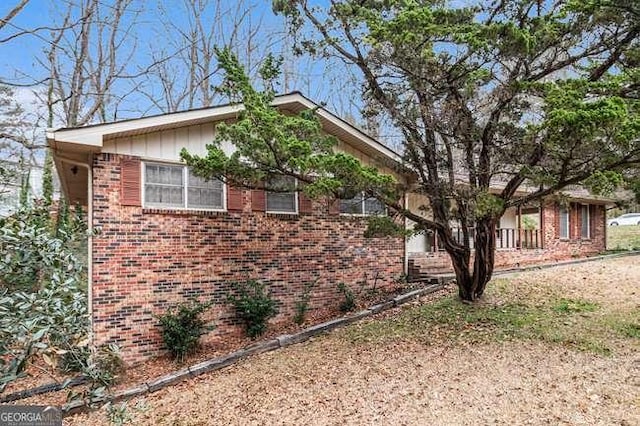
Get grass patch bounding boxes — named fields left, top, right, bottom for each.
left=607, top=225, right=640, bottom=251
left=618, top=322, right=640, bottom=339
left=344, top=288, right=631, bottom=355
left=604, top=315, right=640, bottom=339
left=552, top=298, right=599, bottom=314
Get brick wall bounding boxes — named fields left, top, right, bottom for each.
left=91, top=153, right=404, bottom=364
left=409, top=201, right=607, bottom=276
left=540, top=201, right=606, bottom=259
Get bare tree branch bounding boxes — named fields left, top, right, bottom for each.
left=0, top=0, right=29, bottom=32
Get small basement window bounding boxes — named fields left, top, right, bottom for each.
left=143, top=162, right=224, bottom=210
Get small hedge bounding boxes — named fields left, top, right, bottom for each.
left=156, top=301, right=214, bottom=362
left=228, top=280, right=278, bottom=338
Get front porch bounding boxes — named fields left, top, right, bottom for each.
left=408, top=246, right=551, bottom=281
left=406, top=206, right=544, bottom=281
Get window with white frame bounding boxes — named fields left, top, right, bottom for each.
left=581, top=204, right=590, bottom=239
left=340, top=192, right=386, bottom=216
left=559, top=206, right=570, bottom=239
left=266, top=175, right=297, bottom=213
left=143, top=162, right=224, bottom=210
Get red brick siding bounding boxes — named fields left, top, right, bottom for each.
left=91, top=153, right=403, bottom=364
left=541, top=200, right=606, bottom=259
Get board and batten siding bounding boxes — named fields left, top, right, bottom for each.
left=102, top=122, right=234, bottom=161
left=102, top=121, right=404, bottom=182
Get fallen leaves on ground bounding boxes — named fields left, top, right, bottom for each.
left=61, top=257, right=640, bottom=425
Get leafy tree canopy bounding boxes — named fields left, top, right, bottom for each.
left=186, top=0, right=640, bottom=301
left=181, top=47, right=400, bottom=204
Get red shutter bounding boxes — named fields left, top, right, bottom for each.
left=328, top=198, right=340, bottom=215
left=227, top=186, right=243, bottom=211
left=120, top=157, right=141, bottom=206
left=554, top=204, right=560, bottom=238
left=251, top=189, right=266, bottom=211
left=590, top=205, right=596, bottom=239
left=299, top=192, right=313, bottom=214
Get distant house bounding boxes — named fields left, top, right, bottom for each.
left=0, top=160, right=47, bottom=216
left=47, top=93, right=610, bottom=363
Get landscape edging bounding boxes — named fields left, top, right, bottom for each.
left=61, top=283, right=444, bottom=416
left=9, top=251, right=639, bottom=413
left=0, top=375, right=88, bottom=404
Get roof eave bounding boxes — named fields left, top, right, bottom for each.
left=45, top=92, right=407, bottom=172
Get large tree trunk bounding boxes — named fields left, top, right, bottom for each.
left=471, top=218, right=497, bottom=298
left=445, top=217, right=497, bottom=302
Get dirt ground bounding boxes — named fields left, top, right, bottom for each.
left=60, top=256, right=640, bottom=425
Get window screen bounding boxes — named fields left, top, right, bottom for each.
left=364, top=197, right=386, bottom=215
left=187, top=170, right=224, bottom=209
left=144, top=163, right=224, bottom=210
left=340, top=194, right=364, bottom=214
left=340, top=193, right=386, bottom=216
left=266, top=176, right=297, bottom=213
left=559, top=206, right=569, bottom=239
left=145, top=163, right=184, bottom=208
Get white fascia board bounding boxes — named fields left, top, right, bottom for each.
left=275, top=93, right=404, bottom=164
left=46, top=103, right=246, bottom=147
left=45, top=92, right=404, bottom=167
left=47, top=129, right=103, bottom=147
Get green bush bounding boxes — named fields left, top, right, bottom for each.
left=62, top=343, right=126, bottom=407
left=0, top=200, right=88, bottom=392
left=364, top=215, right=406, bottom=238
left=59, top=342, right=123, bottom=378
left=293, top=280, right=316, bottom=325
left=59, top=345, right=92, bottom=374
left=156, top=301, right=214, bottom=362
left=0, top=273, right=89, bottom=391
left=0, top=204, right=86, bottom=292
left=337, top=282, right=357, bottom=312
left=105, top=400, right=149, bottom=426
left=228, top=280, right=278, bottom=338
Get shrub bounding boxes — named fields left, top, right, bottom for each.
left=0, top=204, right=86, bottom=292
left=363, top=215, right=406, bottom=238
left=59, top=345, right=92, bottom=374
left=0, top=202, right=89, bottom=392
left=95, top=343, right=125, bottom=378
left=60, top=343, right=123, bottom=379
left=105, top=400, right=148, bottom=426
left=0, top=273, right=89, bottom=391
left=65, top=346, right=127, bottom=407
left=228, top=280, right=278, bottom=338
left=337, top=282, right=357, bottom=312
left=293, top=280, right=316, bottom=325
left=156, top=301, right=214, bottom=362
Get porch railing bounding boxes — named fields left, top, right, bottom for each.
left=426, top=228, right=541, bottom=251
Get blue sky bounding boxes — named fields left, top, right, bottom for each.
left=0, top=0, right=412, bottom=174
left=0, top=0, right=362, bottom=121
